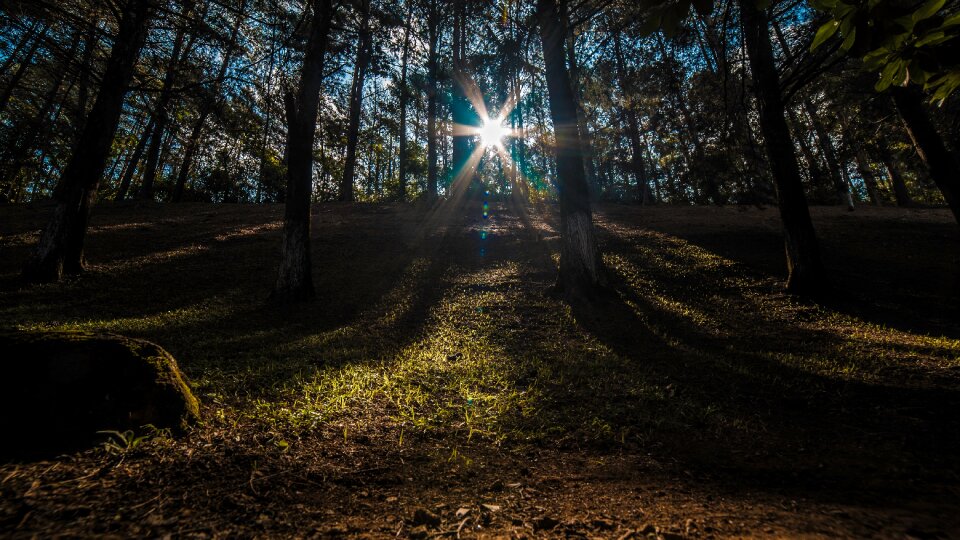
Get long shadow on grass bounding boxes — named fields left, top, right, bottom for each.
left=517, top=209, right=960, bottom=506
left=601, top=205, right=960, bottom=339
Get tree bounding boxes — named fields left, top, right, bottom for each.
left=272, top=0, right=335, bottom=302
left=340, top=0, right=374, bottom=202
left=891, top=86, right=960, bottom=223
left=23, top=1, right=154, bottom=283
left=536, top=0, right=606, bottom=302
left=741, top=0, right=828, bottom=295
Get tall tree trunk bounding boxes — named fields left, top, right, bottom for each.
left=741, top=0, right=827, bottom=295
left=426, top=0, right=440, bottom=197
left=848, top=136, right=883, bottom=205
left=0, top=20, right=42, bottom=75
left=340, top=2, right=373, bottom=202
left=22, top=1, right=153, bottom=283
left=138, top=0, right=195, bottom=200
left=891, top=86, right=960, bottom=223
left=75, top=23, right=97, bottom=128
left=396, top=1, right=413, bottom=201
left=272, top=0, right=334, bottom=302
left=561, top=1, right=598, bottom=195
left=803, top=101, right=853, bottom=210
left=613, top=30, right=653, bottom=204
left=1, top=32, right=80, bottom=198
left=0, top=22, right=49, bottom=117
left=880, top=147, right=914, bottom=207
left=173, top=1, right=245, bottom=202
left=116, top=116, right=154, bottom=201
left=656, top=35, right=718, bottom=204
left=451, top=0, right=472, bottom=192
left=536, top=0, right=605, bottom=302
left=771, top=20, right=851, bottom=210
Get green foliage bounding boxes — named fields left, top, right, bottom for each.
left=98, top=425, right=170, bottom=455
left=810, top=0, right=960, bottom=103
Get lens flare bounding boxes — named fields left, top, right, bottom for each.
left=479, top=119, right=508, bottom=148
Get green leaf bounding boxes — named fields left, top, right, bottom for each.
left=941, top=12, right=960, bottom=27
left=893, top=15, right=916, bottom=32
left=875, top=59, right=902, bottom=91
left=914, top=31, right=954, bottom=47
left=809, top=0, right=838, bottom=10
left=810, top=20, right=840, bottom=51
left=912, top=0, right=945, bottom=22
left=841, top=26, right=857, bottom=52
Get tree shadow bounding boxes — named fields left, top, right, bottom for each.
left=546, top=214, right=960, bottom=507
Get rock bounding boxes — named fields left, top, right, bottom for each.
left=408, top=525, right=429, bottom=539
left=0, top=330, right=199, bottom=457
left=411, top=508, right=441, bottom=528
left=532, top=515, right=560, bottom=531
left=592, top=518, right=615, bottom=530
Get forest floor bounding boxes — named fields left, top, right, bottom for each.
left=1, top=197, right=959, bottom=539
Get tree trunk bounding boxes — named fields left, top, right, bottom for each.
left=451, top=0, right=472, bottom=193
left=891, top=86, right=960, bottom=223
left=880, top=148, right=914, bottom=207
left=173, top=1, right=245, bottom=202
left=116, top=116, right=154, bottom=201
left=536, top=0, right=605, bottom=302
left=22, top=1, right=153, bottom=283
left=562, top=1, right=598, bottom=195
left=272, top=0, right=334, bottom=302
left=1, top=32, right=79, bottom=199
left=741, top=1, right=827, bottom=295
left=0, top=22, right=49, bottom=118
left=426, top=0, right=440, bottom=197
left=340, top=2, right=373, bottom=202
left=850, top=139, right=883, bottom=205
left=396, top=2, right=413, bottom=201
left=613, top=30, right=653, bottom=205
left=138, top=0, right=195, bottom=200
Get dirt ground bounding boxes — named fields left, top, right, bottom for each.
left=1, top=199, right=958, bottom=539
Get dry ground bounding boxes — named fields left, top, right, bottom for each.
left=0, top=199, right=958, bottom=539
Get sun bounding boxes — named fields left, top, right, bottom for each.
left=479, top=118, right=508, bottom=148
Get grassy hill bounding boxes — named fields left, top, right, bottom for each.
left=1, top=201, right=958, bottom=538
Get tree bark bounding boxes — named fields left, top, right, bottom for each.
left=849, top=138, right=883, bottom=205
left=340, top=2, right=373, bottom=202
left=879, top=147, right=914, bottom=207
left=172, top=1, right=245, bottom=202
left=1, top=32, right=80, bottom=200
left=426, top=0, right=440, bottom=197
left=561, top=1, right=598, bottom=195
left=537, top=0, right=606, bottom=302
left=0, top=22, right=49, bottom=118
left=115, top=116, right=154, bottom=201
left=138, top=0, right=196, bottom=200
left=891, top=86, right=960, bottom=223
left=396, top=2, right=413, bottom=201
left=272, top=0, right=334, bottom=302
left=22, top=1, right=153, bottom=283
left=613, top=30, right=653, bottom=205
left=741, top=1, right=827, bottom=295
left=451, top=0, right=473, bottom=193
left=771, top=18, right=850, bottom=209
